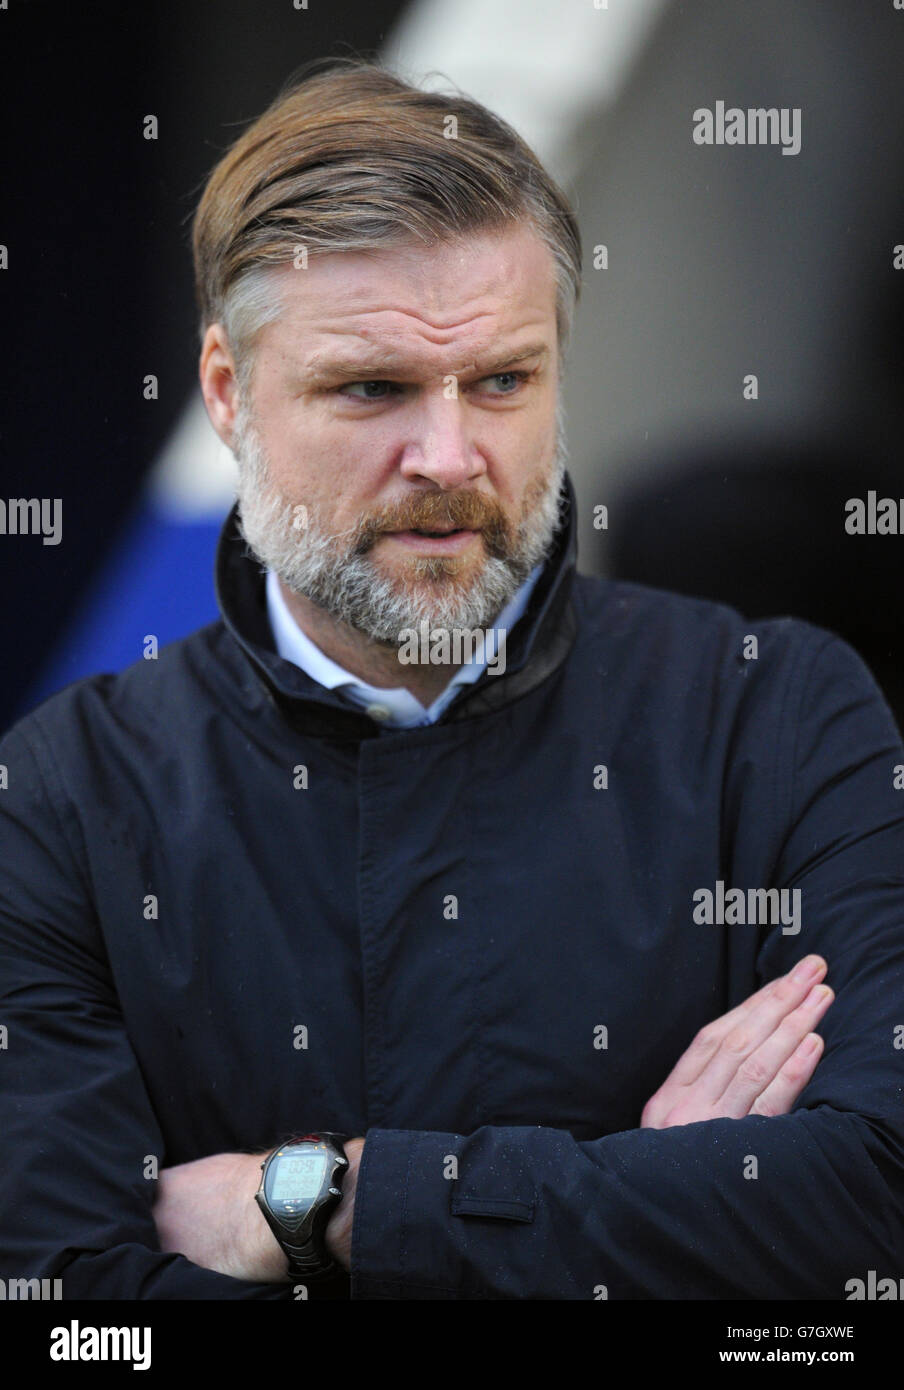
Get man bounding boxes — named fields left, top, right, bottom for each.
left=1, top=58, right=902, bottom=1301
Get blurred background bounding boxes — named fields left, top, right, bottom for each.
left=2, top=0, right=902, bottom=735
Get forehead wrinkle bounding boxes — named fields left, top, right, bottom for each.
left=299, top=312, right=540, bottom=383
left=313, top=303, right=498, bottom=345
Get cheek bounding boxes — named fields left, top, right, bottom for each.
left=256, top=429, right=331, bottom=507
left=495, top=443, right=549, bottom=515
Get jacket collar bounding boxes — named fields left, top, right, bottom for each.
left=215, top=471, right=580, bottom=737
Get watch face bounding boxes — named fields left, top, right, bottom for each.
left=269, top=1150, right=329, bottom=1206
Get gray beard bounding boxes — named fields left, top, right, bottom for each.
left=232, top=402, right=568, bottom=645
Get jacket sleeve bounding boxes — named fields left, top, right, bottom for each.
left=0, top=718, right=289, bottom=1300
left=350, top=632, right=904, bottom=1298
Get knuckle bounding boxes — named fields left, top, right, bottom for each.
left=722, top=1028, right=751, bottom=1058
left=690, top=1026, right=718, bottom=1053
left=738, top=1053, right=770, bottom=1087
left=780, top=1054, right=810, bottom=1084
left=778, top=1011, right=817, bottom=1049
left=785, top=1003, right=817, bottom=1031
left=771, top=976, right=795, bottom=1006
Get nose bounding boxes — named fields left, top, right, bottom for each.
left=398, top=393, right=487, bottom=491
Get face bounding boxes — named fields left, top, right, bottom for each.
left=218, top=225, right=567, bottom=643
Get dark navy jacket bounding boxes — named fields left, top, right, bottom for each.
left=2, top=474, right=903, bottom=1299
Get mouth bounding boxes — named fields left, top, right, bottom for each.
left=385, top=527, right=480, bottom=553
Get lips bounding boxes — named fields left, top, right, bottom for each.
left=407, top=527, right=468, bottom=536
left=385, top=527, right=480, bottom=552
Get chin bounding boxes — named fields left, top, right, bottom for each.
left=379, top=556, right=474, bottom=587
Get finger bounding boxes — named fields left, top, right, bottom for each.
left=713, top=983, right=834, bottom=1116
left=749, top=1032, right=825, bottom=1117
left=667, top=955, right=827, bottom=1090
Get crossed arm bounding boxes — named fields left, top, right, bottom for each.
left=153, top=952, right=834, bottom=1282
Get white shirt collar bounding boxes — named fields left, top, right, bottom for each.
left=265, top=563, right=544, bottom=729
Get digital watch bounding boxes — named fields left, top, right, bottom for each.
left=255, top=1132, right=350, bottom=1281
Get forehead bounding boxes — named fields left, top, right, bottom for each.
left=256, top=224, right=558, bottom=375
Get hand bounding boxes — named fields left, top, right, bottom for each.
left=641, top=954, right=834, bottom=1128
left=153, top=1150, right=287, bottom=1282
left=324, top=1137, right=365, bottom=1272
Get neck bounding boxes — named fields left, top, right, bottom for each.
left=276, top=578, right=464, bottom=706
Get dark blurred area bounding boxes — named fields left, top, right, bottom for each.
left=609, top=442, right=904, bottom=722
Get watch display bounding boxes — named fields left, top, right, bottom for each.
left=270, top=1152, right=328, bottom=1204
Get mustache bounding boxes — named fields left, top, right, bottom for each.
left=350, top=492, right=511, bottom=557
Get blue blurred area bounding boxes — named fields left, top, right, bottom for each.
left=22, top=503, right=226, bottom=718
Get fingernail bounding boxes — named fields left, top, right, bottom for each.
left=791, top=954, right=824, bottom=983
left=800, top=1033, right=822, bottom=1055
left=806, top=984, right=832, bottom=1007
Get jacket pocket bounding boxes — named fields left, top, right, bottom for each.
left=451, top=1193, right=535, bottom=1222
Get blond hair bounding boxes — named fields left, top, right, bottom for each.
left=192, top=57, right=582, bottom=390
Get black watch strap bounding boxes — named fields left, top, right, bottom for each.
left=283, top=1239, right=339, bottom=1281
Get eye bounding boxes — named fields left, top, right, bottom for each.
left=340, top=380, right=399, bottom=400
left=478, top=371, right=529, bottom=395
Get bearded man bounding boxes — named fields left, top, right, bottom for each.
left=1, top=58, right=902, bottom=1301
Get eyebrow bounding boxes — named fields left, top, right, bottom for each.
left=303, top=342, right=549, bottom=385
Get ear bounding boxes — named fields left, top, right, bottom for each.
left=199, top=323, right=241, bottom=447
